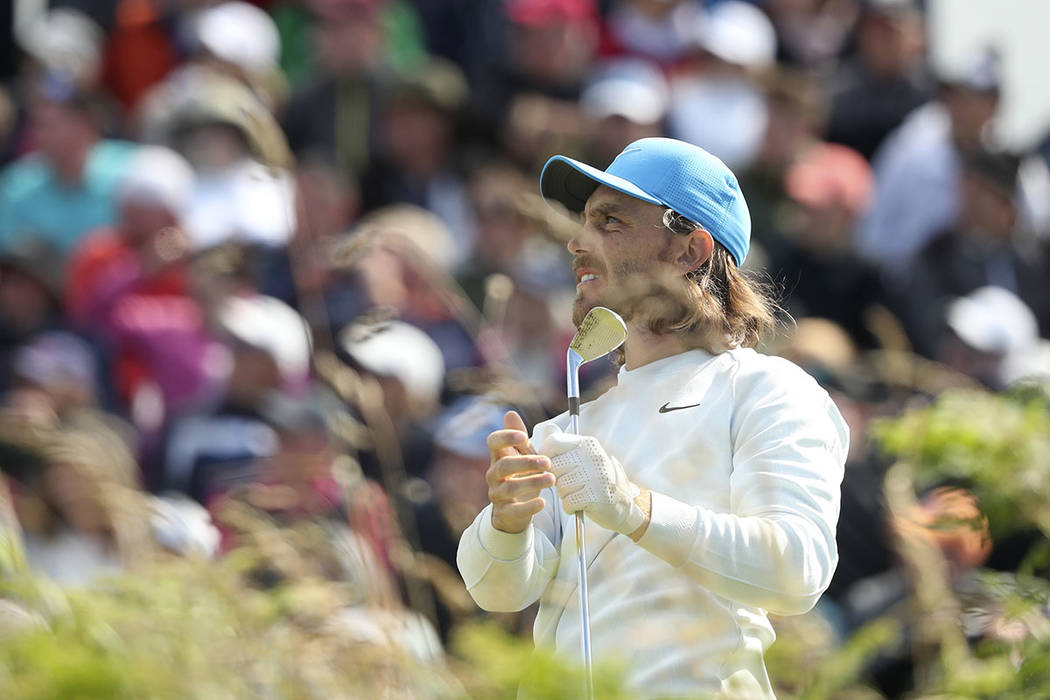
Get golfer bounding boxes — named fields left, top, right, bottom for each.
left=457, top=138, right=848, bottom=698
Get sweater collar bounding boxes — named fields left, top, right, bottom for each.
left=616, top=348, right=715, bottom=387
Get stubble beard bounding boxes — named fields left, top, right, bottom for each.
left=570, top=258, right=652, bottom=328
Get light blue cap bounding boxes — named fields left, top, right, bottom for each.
left=539, top=137, right=751, bottom=266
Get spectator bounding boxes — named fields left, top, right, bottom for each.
left=0, top=74, right=137, bottom=258
left=66, top=145, right=221, bottom=429
left=100, top=0, right=181, bottom=113
left=17, top=8, right=106, bottom=92
left=339, top=206, right=482, bottom=372
left=9, top=332, right=104, bottom=418
left=600, top=0, right=707, bottom=67
left=15, top=413, right=218, bottom=586
left=764, top=0, right=859, bottom=69
left=160, top=74, right=297, bottom=250
left=857, top=48, right=1002, bottom=283
left=737, top=67, right=827, bottom=266
left=359, top=57, right=476, bottom=268
left=134, top=0, right=286, bottom=138
left=774, top=143, right=888, bottom=349
left=474, top=0, right=599, bottom=168
left=0, top=240, right=66, bottom=393
left=259, top=153, right=363, bottom=321
left=340, top=318, right=446, bottom=430
left=189, top=1, right=288, bottom=110
left=160, top=293, right=312, bottom=501
left=578, top=58, right=669, bottom=168
left=338, top=317, right=445, bottom=482
left=938, top=286, right=1044, bottom=391
left=667, top=1, right=777, bottom=170
left=280, top=0, right=392, bottom=178
left=902, top=149, right=1050, bottom=356
left=824, top=0, right=931, bottom=160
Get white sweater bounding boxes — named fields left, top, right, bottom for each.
left=457, top=348, right=848, bottom=698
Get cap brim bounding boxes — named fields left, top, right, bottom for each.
left=540, top=155, right=664, bottom=216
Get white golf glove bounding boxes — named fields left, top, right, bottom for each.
left=539, top=432, right=646, bottom=535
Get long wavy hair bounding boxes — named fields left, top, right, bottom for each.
left=607, top=209, right=780, bottom=357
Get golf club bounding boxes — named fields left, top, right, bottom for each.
left=566, top=305, right=628, bottom=699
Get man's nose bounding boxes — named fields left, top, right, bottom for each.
left=567, top=222, right=590, bottom=255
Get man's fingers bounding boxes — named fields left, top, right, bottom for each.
left=497, top=498, right=546, bottom=521
left=489, top=470, right=556, bottom=502
left=504, top=410, right=528, bottom=434
left=486, top=454, right=551, bottom=487
left=487, top=429, right=531, bottom=457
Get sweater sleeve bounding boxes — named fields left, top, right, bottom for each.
left=456, top=487, right=563, bottom=613
left=636, top=362, right=848, bottom=616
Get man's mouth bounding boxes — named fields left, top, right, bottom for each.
left=574, top=262, right=601, bottom=288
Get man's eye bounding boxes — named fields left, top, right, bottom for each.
left=605, top=215, right=620, bottom=225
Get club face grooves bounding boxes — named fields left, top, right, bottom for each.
left=569, top=307, right=628, bottom=363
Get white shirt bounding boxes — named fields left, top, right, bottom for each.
left=856, top=102, right=961, bottom=283
left=457, top=348, right=848, bottom=698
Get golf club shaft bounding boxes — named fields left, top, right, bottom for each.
left=566, top=352, right=594, bottom=700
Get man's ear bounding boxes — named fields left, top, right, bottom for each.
left=673, top=227, right=714, bottom=273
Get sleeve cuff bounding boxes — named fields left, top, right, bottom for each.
left=478, top=508, right=534, bottom=561
left=637, top=491, right=699, bottom=567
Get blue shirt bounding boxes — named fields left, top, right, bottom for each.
left=0, top=140, right=138, bottom=256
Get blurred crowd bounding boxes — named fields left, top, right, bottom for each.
left=0, top=0, right=1047, bottom=694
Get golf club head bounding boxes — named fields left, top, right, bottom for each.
left=569, top=306, right=628, bottom=365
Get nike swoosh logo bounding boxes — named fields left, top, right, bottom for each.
left=658, top=402, right=701, bottom=413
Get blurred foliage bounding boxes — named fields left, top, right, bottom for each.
left=3, top=386, right=1050, bottom=698
left=0, top=541, right=629, bottom=698
left=872, top=387, right=1050, bottom=540
left=766, top=386, right=1050, bottom=699
left=766, top=612, right=899, bottom=700
left=0, top=550, right=466, bottom=699
left=450, top=621, right=629, bottom=700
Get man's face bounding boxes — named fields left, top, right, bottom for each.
left=569, top=185, right=675, bottom=326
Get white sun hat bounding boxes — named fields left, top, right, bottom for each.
left=699, top=1, right=777, bottom=69
left=946, top=286, right=1038, bottom=357
left=339, top=320, right=446, bottom=408
left=194, top=1, right=281, bottom=75
left=580, top=58, right=670, bottom=125
left=218, top=294, right=313, bottom=383
left=119, top=146, right=196, bottom=220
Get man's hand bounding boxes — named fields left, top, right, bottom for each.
left=540, top=433, right=649, bottom=538
left=485, top=411, right=556, bottom=534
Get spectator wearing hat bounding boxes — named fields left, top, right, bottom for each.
left=144, top=73, right=296, bottom=251
left=857, top=48, right=1003, bottom=284
left=666, top=1, right=777, bottom=170
left=132, top=1, right=287, bottom=125
left=0, top=74, right=137, bottom=258
left=359, top=57, right=477, bottom=269
left=578, top=58, right=670, bottom=169
left=901, top=149, right=1050, bottom=357
left=158, top=294, right=312, bottom=501
left=338, top=205, right=483, bottom=374
left=65, top=146, right=225, bottom=430
left=938, top=286, right=1045, bottom=390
